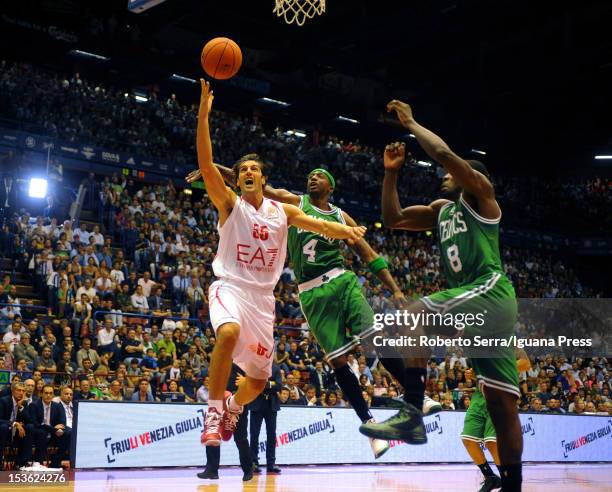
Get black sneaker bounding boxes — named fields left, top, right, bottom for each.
left=243, top=469, right=254, bottom=482
left=478, top=474, right=502, bottom=492
left=358, top=402, right=427, bottom=444
left=266, top=466, right=281, bottom=474
left=252, top=462, right=261, bottom=474
left=197, top=469, right=219, bottom=480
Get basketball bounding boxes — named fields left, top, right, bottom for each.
left=201, top=37, right=242, bottom=80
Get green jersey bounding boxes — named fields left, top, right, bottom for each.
left=287, top=195, right=345, bottom=284
left=437, top=195, right=505, bottom=288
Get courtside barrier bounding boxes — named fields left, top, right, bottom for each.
left=72, top=401, right=612, bottom=468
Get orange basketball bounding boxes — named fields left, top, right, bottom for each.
left=201, top=37, right=242, bottom=80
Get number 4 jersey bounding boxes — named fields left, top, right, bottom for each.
left=437, top=195, right=506, bottom=288
left=287, top=195, right=345, bottom=284
left=212, top=196, right=288, bottom=291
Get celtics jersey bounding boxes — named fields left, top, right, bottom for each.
left=287, top=195, right=345, bottom=284
left=437, top=195, right=505, bottom=288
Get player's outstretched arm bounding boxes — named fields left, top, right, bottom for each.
left=186, top=164, right=300, bottom=205
left=283, top=204, right=366, bottom=242
left=342, top=210, right=408, bottom=307
left=263, top=185, right=300, bottom=206
left=186, top=164, right=236, bottom=188
left=196, top=79, right=236, bottom=217
left=382, top=141, right=448, bottom=230
left=387, top=100, right=494, bottom=200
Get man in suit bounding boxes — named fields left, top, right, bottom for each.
left=310, top=360, right=336, bottom=397
left=148, top=286, right=164, bottom=311
left=29, top=385, right=70, bottom=469
left=249, top=362, right=282, bottom=474
left=54, top=386, right=74, bottom=431
left=198, top=364, right=253, bottom=482
left=0, top=381, right=34, bottom=470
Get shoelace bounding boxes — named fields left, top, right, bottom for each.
left=205, top=410, right=221, bottom=431
left=223, top=410, right=240, bottom=431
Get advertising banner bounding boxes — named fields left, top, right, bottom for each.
left=73, top=402, right=612, bottom=468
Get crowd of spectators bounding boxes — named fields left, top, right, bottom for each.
left=1, top=61, right=610, bottom=232
left=0, top=169, right=608, bottom=418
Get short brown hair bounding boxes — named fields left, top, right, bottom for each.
left=232, top=153, right=270, bottom=178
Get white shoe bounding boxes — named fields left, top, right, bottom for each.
left=422, top=395, right=442, bottom=416
left=366, top=419, right=391, bottom=459
left=19, top=465, right=34, bottom=471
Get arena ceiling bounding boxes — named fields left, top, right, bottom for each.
left=1, top=0, right=611, bottom=173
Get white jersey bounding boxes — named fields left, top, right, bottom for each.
left=212, top=196, right=288, bottom=291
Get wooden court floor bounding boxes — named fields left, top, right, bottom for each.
left=0, top=463, right=610, bottom=491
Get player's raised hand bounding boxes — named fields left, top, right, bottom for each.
left=186, top=169, right=202, bottom=183
left=384, top=142, right=406, bottom=171
left=198, top=79, right=214, bottom=117
left=387, top=99, right=415, bottom=128
left=391, top=290, right=410, bottom=309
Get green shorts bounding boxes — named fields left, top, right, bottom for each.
left=422, top=273, right=520, bottom=398
left=461, top=390, right=496, bottom=443
left=299, top=270, right=375, bottom=359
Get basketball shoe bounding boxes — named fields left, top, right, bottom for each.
left=366, top=419, right=391, bottom=458
left=422, top=395, right=442, bottom=415
left=201, top=407, right=222, bottom=446
left=221, top=390, right=242, bottom=441
left=359, top=401, right=427, bottom=444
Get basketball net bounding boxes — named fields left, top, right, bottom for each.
left=273, top=0, right=326, bottom=26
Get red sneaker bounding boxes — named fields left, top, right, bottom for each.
left=201, top=407, right=222, bottom=446
left=221, top=390, right=243, bottom=441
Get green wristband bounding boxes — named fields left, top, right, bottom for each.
left=368, top=257, right=388, bottom=275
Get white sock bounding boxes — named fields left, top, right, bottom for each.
left=228, top=395, right=243, bottom=413
left=208, top=399, right=223, bottom=413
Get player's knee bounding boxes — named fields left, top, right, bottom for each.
left=329, top=355, right=347, bottom=369
left=484, top=390, right=516, bottom=420
left=216, top=323, right=240, bottom=346
left=250, top=377, right=267, bottom=393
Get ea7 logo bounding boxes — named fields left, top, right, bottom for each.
left=252, top=224, right=269, bottom=240
left=248, top=342, right=273, bottom=359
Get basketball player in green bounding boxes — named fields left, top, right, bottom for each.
left=359, top=100, right=523, bottom=492
left=186, top=164, right=441, bottom=459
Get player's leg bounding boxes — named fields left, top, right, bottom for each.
left=462, top=440, right=502, bottom=492
left=461, top=391, right=502, bottom=492
left=301, top=278, right=369, bottom=421
left=205, top=281, right=243, bottom=446
left=233, top=376, right=267, bottom=406
left=208, top=322, right=240, bottom=402
left=482, top=383, right=522, bottom=492
left=223, top=289, right=275, bottom=441
left=301, top=279, right=372, bottom=424
left=300, top=276, right=389, bottom=458
left=472, top=287, right=522, bottom=492
left=358, top=299, right=432, bottom=444
left=485, top=441, right=501, bottom=467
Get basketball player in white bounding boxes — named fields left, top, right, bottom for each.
left=196, top=80, right=366, bottom=446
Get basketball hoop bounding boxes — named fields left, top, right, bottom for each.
left=273, top=0, right=326, bottom=26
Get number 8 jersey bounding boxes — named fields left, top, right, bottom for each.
left=437, top=195, right=505, bottom=288
left=212, top=196, right=288, bottom=291
left=287, top=195, right=346, bottom=284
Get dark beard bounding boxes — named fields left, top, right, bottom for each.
left=308, top=189, right=324, bottom=201
left=441, top=186, right=461, bottom=201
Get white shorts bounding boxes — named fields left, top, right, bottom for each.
left=208, top=279, right=275, bottom=380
